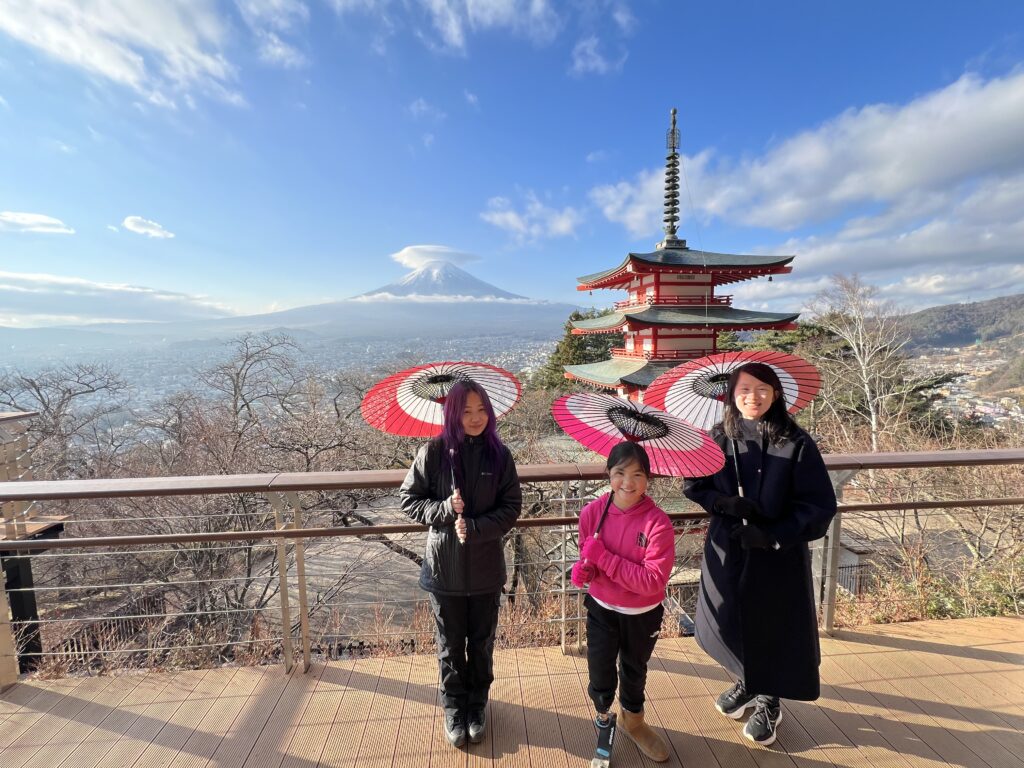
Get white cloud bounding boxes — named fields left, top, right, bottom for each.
left=0, top=270, right=235, bottom=325
left=122, top=215, right=175, bottom=239
left=107, top=225, right=120, bottom=233
left=236, top=0, right=309, bottom=68
left=0, top=94, right=8, bottom=109
left=590, top=165, right=677, bottom=237
left=595, top=71, right=1024, bottom=235
left=349, top=292, right=539, bottom=304
left=333, top=0, right=560, bottom=52
left=464, top=89, right=478, bottom=106
left=0, top=211, right=74, bottom=234
left=409, top=97, right=446, bottom=121
left=390, top=244, right=479, bottom=268
left=236, top=0, right=309, bottom=30
left=611, top=3, right=637, bottom=34
left=254, top=30, right=307, bottom=67
left=0, top=0, right=242, bottom=108
left=589, top=70, right=1024, bottom=311
left=480, top=192, right=583, bottom=242
left=570, top=35, right=625, bottom=76
left=585, top=150, right=608, bottom=163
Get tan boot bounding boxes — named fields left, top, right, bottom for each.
left=618, top=707, right=670, bottom=762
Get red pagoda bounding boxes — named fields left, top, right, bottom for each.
left=565, top=109, right=800, bottom=400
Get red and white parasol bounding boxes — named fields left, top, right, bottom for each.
left=551, top=392, right=725, bottom=478
left=361, top=361, right=522, bottom=438
left=644, top=350, right=821, bottom=431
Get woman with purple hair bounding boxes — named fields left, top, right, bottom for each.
left=399, top=380, right=522, bottom=748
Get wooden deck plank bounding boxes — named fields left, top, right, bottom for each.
left=162, top=666, right=265, bottom=768
left=280, top=662, right=354, bottom=768
left=244, top=664, right=328, bottom=768
left=393, top=656, right=441, bottom=768
left=488, top=675, right=526, bottom=768
left=126, top=668, right=238, bottom=767
left=831, top=634, right=1021, bottom=768
left=520, top=662, right=569, bottom=768
left=0, top=618, right=1021, bottom=768
left=355, top=656, right=412, bottom=768
left=85, top=668, right=207, bottom=768
left=0, top=679, right=55, bottom=723
left=56, top=673, right=178, bottom=768
left=20, top=674, right=140, bottom=768
left=0, top=674, right=115, bottom=767
left=827, top=634, right=1005, bottom=768
left=317, top=657, right=384, bottom=768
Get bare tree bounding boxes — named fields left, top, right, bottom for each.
left=807, top=275, right=917, bottom=452
left=0, top=363, right=129, bottom=478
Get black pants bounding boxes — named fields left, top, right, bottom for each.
left=428, top=592, right=501, bottom=717
left=585, top=594, right=664, bottom=714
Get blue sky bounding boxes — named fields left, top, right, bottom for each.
left=2, top=1, right=1024, bottom=326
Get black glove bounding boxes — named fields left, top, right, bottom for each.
left=713, top=495, right=762, bottom=520
left=730, top=522, right=776, bottom=551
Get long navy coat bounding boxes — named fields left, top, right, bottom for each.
left=684, top=419, right=836, bottom=701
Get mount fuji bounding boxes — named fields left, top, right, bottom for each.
left=357, top=260, right=526, bottom=301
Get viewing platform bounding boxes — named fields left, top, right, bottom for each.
left=0, top=616, right=1020, bottom=767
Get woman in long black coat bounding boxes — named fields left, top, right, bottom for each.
left=683, top=362, right=836, bottom=747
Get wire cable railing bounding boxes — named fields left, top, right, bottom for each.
left=0, top=450, right=1021, bottom=684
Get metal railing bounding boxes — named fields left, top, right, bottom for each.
left=612, top=295, right=733, bottom=309
left=0, top=448, right=1022, bottom=686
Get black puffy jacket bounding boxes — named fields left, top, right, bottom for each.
left=399, top=436, right=522, bottom=596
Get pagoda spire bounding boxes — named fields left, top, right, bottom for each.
left=658, top=107, right=685, bottom=250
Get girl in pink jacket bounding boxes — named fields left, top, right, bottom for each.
left=571, top=442, right=673, bottom=764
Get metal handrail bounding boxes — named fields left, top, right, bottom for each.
left=2, top=449, right=1022, bottom=502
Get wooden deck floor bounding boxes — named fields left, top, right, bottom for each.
left=0, top=616, right=1020, bottom=768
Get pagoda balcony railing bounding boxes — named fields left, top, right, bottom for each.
left=613, top=295, right=732, bottom=310
left=0, top=449, right=1022, bottom=686
left=610, top=348, right=707, bottom=361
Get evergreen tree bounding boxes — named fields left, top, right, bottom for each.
left=532, top=309, right=624, bottom=390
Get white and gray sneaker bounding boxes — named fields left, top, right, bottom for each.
left=743, top=696, right=782, bottom=746
left=715, top=680, right=756, bottom=719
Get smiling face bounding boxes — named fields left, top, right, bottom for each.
left=609, top=458, right=649, bottom=509
left=461, top=390, right=489, bottom=437
left=733, top=370, right=778, bottom=420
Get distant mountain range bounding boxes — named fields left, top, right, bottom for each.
left=0, top=261, right=577, bottom=355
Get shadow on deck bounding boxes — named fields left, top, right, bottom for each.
left=0, top=616, right=1021, bottom=767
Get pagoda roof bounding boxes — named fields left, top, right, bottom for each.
left=563, top=359, right=677, bottom=389
left=578, top=248, right=794, bottom=289
left=571, top=306, right=799, bottom=333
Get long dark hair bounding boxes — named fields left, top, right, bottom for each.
left=721, top=362, right=798, bottom=446
left=440, top=380, right=505, bottom=486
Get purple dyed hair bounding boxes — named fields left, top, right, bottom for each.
left=440, top=380, right=506, bottom=487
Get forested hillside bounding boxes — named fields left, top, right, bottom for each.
left=904, top=294, right=1024, bottom=349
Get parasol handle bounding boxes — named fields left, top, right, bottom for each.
left=732, top=438, right=749, bottom=527
left=450, top=449, right=466, bottom=544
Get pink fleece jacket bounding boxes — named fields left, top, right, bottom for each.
left=579, top=493, right=674, bottom=608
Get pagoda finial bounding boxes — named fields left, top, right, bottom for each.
left=659, top=107, right=685, bottom=250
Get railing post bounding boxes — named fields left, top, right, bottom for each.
left=285, top=492, right=312, bottom=672
left=560, top=481, right=568, bottom=654
left=0, top=573, right=18, bottom=689
left=269, top=494, right=295, bottom=673
left=821, top=510, right=843, bottom=635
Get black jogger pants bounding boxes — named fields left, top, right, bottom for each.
left=428, top=592, right=501, bottom=716
left=585, top=594, right=664, bottom=714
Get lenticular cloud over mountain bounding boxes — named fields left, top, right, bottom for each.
left=390, top=244, right=479, bottom=269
